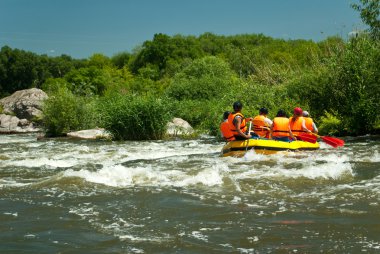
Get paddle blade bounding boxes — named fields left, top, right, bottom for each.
left=321, top=136, right=345, bottom=147
left=298, top=133, right=318, bottom=143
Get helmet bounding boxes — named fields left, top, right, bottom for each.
left=302, top=111, right=309, bottom=117
left=293, top=107, right=303, bottom=115
left=276, top=109, right=286, bottom=117
left=233, top=101, right=243, bottom=111
left=259, top=107, right=269, bottom=115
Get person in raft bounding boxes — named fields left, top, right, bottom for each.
left=271, top=109, right=295, bottom=142
left=252, top=107, right=273, bottom=138
left=289, top=107, right=312, bottom=140
left=220, top=111, right=235, bottom=141
left=227, top=101, right=252, bottom=140
left=302, top=111, right=318, bottom=134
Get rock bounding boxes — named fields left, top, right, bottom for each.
left=166, top=118, right=194, bottom=137
left=0, top=114, right=19, bottom=130
left=0, top=88, right=48, bottom=120
left=0, top=113, right=41, bottom=133
left=67, top=128, right=112, bottom=140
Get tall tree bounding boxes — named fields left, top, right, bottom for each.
left=352, top=0, right=380, bottom=40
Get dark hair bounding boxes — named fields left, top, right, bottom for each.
left=233, top=101, right=243, bottom=111
left=259, top=107, right=268, bottom=114
left=223, top=111, right=230, bottom=120
left=276, top=109, right=286, bottom=117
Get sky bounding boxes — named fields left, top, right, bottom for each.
left=0, top=0, right=365, bottom=59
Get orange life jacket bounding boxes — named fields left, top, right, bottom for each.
left=289, top=116, right=306, bottom=136
left=304, top=117, right=314, bottom=131
left=272, top=117, right=290, bottom=137
left=220, top=121, right=235, bottom=141
left=227, top=112, right=247, bottom=138
left=253, top=115, right=270, bottom=138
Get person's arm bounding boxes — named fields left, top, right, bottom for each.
left=312, top=122, right=318, bottom=133
left=264, top=118, right=273, bottom=129
left=301, top=119, right=312, bottom=133
left=236, top=117, right=251, bottom=139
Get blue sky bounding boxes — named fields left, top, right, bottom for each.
left=0, top=0, right=364, bottom=59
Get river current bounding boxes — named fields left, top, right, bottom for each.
left=1, top=134, right=379, bottom=253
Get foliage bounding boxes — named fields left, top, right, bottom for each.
left=41, top=77, right=70, bottom=95
left=352, top=0, right=380, bottom=40
left=42, top=87, right=98, bottom=136
left=323, top=37, right=380, bottom=134
left=318, top=111, right=343, bottom=136
left=166, top=56, right=236, bottom=100
left=0, top=46, right=82, bottom=96
left=111, top=52, right=132, bottom=69
left=98, top=95, right=171, bottom=140
left=1, top=28, right=379, bottom=137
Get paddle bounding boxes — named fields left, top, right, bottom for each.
left=246, top=121, right=252, bottom=152
left=298, top=133, right=318, bottom=143
left=312, top=133, right=345, bottom=148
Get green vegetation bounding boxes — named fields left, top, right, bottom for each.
left=42, top=87, right=99, bottom=137
left=1, top=3, right=379, bottom=139
left=98, top=95, right=171, bottom=140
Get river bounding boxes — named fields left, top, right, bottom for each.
left=1, top=134, right=379, bottom=253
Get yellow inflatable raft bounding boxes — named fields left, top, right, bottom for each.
left=221, top=139, right=320, bottom=157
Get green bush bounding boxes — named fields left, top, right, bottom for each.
left=168, top=99, right=224, bottom=136
left=42, top=87, right=98, bottom=136
left=99, top=95, right=171, bottom=140
left=323, top=37, right=380, bottom=134
left=318, top=111, right=343, bottom=136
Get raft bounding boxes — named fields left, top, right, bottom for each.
left=221, top=138, right=320, bottom=157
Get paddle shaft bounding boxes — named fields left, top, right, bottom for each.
left=246, top=121, right=252, bottom=151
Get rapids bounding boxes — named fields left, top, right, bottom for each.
left=1, top=134, right=379, bottom=253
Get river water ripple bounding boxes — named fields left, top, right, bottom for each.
left=1, top=134, right=379, bottom=253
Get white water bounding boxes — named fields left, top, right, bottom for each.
left=1, top=134, right=380, bottom=253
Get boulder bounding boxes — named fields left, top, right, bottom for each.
left=166, top=118, right=194, bottom=137
left=0, top=114, right=19, bottom=130
left=67, top=128, right=112, bottom=140
left=0, top=114, right=41, bottom=133
left=0, top=88, right=48, bottom=120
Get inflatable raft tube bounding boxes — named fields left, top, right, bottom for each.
left=221, top=139, right=320, bottom=157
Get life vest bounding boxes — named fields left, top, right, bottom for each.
left=227, top=112, right=247, bottom=138
left=289, top=116, right=306, bottom=136
left=272, top=117, right=290, bottom=137
left=220, top=121, right=235, bottom=141
left=304, top=117, right=314, bottom=131
left=252, top=115, right=270, bottom=138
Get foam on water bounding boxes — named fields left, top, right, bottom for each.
left=63, top=161, right=225, bottom=188
left=3, top=157, right=78, bottom=168
left=233, top=150, right=353, bottom=180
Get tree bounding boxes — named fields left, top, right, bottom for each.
left=352, top=0, right=380, bottom=40
left=166, top=56, right=236, bottom=100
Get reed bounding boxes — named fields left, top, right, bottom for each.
left=99, top=95, right=171, bottom=140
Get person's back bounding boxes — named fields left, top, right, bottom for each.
left=271, top=110, right=294, bottom=142
left=227, top=101, right=251, bottom=140
left=252, top=107, right=272, bottom=138
left=220, top=111, right=235, bottom=141
left=289, top=107, right=308, bottom=138
left=302, top=111, right=318, bottom=133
